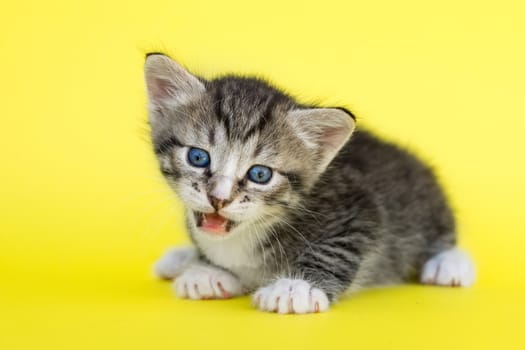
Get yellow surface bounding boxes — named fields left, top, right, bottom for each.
left=1, top=1, right=524, bottom=349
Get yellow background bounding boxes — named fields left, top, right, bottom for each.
left=1, top=0, right=524, bottom=349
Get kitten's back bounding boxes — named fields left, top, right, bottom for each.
left=316, top=129, right=456, bottom=282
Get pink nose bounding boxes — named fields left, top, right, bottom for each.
left=208, top=195, right=231, bottom=211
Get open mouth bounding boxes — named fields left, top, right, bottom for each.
left=193, top=211, right=236, bottom=235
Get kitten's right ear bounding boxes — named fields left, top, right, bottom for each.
left=144, top=53, right=205, bottom=109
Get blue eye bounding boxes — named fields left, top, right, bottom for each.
left=247, top=165, right=273, bottom=184
left=187, top=147, right=210, bottom=168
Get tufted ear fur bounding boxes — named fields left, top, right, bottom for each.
left=144, top=53, right=205, bottom=125
left=287, top=108, right=355, bottom=171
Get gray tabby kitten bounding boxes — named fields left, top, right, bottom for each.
left=145, top=53, right=475, bottom=314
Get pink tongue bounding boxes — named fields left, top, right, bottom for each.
left=201, top=213, right=228, bottom=234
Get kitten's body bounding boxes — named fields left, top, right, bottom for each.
left=145, top=54, right=475, bottom=313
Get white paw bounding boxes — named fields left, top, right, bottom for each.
left=153, top=246, right=197, bottom=280
left=421, top=248, right=476, bottom=287
left=174, top=265, right=243, bottom=299
left=252, top=278, right=330, bottom=314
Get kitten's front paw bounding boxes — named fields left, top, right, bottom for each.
left=253, top=278, right=329, bottom=314
left=174, top=265, right=243, bottom=300
left=154, top=246, right=197, bottom=280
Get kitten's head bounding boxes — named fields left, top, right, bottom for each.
left=144, top=54, right=354, bottom=238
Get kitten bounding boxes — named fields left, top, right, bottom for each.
left=145, top=53, right=475, bottom=314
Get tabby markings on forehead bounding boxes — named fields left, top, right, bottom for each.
left=208, top=128, right=215, bottom=145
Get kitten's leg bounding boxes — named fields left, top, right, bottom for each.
left=252, top=238, right=365, bottom=314
left=252, top=241, right=361, bottom=315
left=153, top=246, right=197, bottom=280
left=154, top=247, right=244, bottom=299
left=253, top=190, right=380, bottom=314
left=420, top=248, right=475, bottom=287
left=174, top=263, right=244, bottom=300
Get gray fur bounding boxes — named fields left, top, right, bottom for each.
left=144, top=53, right=456, bottom=301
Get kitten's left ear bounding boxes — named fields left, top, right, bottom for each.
left=288, top=108, right=356, bottom=170
left=144, top=53, right=205, bottom=109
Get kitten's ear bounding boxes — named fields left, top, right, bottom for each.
left=144, top=53, right=205, bottom=109
left=288, top=108, right=355, bottom=170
